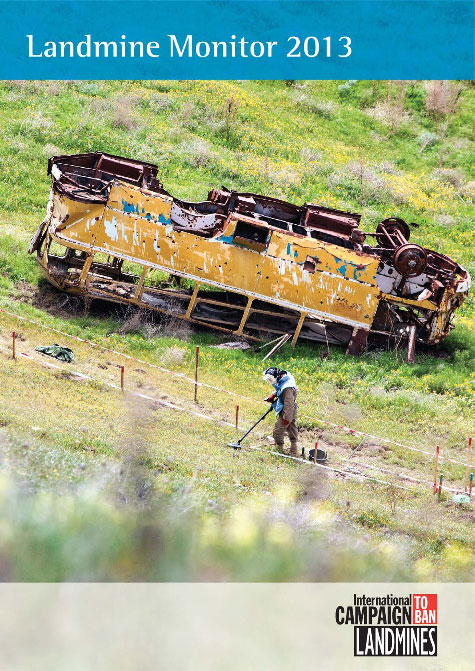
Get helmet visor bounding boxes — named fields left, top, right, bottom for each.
left=263, top=372, right=277, bottom=385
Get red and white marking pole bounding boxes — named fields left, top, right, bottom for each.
left=11, top=331, right=16, bottom=360
left=464, top=437, right=472, bottom=493
left=438, top=474, right=443, bottom=501
left=120, top=365, right=125, bottom=392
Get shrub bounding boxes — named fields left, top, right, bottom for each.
left=435, top=214, right=457, bottom=227
left=300, top=147, right=322, bottom=163
left=460, top=180, right=475, bottom=199
left=424, top=81, right=463, bottom=118
left=42, top=142, right=62, bottom=157
left=345, top=161, right=391, bottom=204
left=111, top=96, right=140, bottom=130
left=75, top=82, right=101, bottom=96
left=365, top=99, right=410, bottom=132
left=159, top=346, right=186, bottom=368
left=174, top=100, right=197, bottom=130
left=378, top=161, right=400, bottom=175
left=416, top=131, right=439, bottom=151
left=179, top=138, right=215, bottom=167
left=431, top=167, right=464, bottom=189
left=148, top=92, right=174, bottom=111
left=22, top=110, right=53, bottom=132
left=313, top=101, right=338, bottom=119
left=291, top=91, right=315, bottom=109
left=292, top=93, right=337, bottom=119
left=337, top=80, right=357, bottom=98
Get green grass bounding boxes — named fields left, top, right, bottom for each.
left=0, top=304, right=473, bottom=580
left=0, top=79, right=473, bottom=580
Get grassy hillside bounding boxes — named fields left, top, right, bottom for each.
left=0, top=80, right=473, bottom=581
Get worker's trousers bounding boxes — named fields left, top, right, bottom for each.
left=273, top=415, right=298, bottom=455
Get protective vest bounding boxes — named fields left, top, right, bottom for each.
left=272, top=373, right=297, bottom=415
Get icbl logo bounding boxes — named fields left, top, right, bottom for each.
left=412, top=594, right=437, bottom=625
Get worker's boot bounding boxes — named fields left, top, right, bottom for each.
left=290, top=443, right=298, bottom=458
left=275, top=443, right=285, bottom=454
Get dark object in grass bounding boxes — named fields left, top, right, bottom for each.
left=35, top=344, right=74, bottom=363
left=308, top=447, right=328, bottom=463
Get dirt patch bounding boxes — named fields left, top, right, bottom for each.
left=13, top=280, right=36, bottom=303
left=34, top=283, right=84, bottom=318
left=53, top=370, right=82, bottom=382
left=298, top=427, right=348, bottom=451
left=117, top=309, right=145, bottom=335
left=13, top=281, right=84, bottom=319
left=115, top=305, right=192, bottom=341
left=450, top=505, right=475, bottom=522
left=358, top=442, right=389, bottom=455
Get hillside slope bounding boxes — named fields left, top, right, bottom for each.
left=0, top=80, right=473, bottom=580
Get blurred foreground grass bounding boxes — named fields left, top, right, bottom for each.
left=0, top=460, right=472, bottom=582
left=0, top=379, right=472, bottom=583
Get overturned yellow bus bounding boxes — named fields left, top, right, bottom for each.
left=29, top=152, right=470, bottom=357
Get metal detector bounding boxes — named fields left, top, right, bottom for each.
left=228, top=406, right=274, bottom=449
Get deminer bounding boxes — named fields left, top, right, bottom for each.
left=263, top=367, right=299, bottom=456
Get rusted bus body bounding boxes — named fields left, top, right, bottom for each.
left=29, top=152, right=470, bottom=353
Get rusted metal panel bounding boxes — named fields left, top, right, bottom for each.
left=346, top=327, right=369, bottom=355
left=30, top=152, right=471, bottom=355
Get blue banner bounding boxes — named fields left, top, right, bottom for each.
left=0, top=1, right=473, bottom=79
